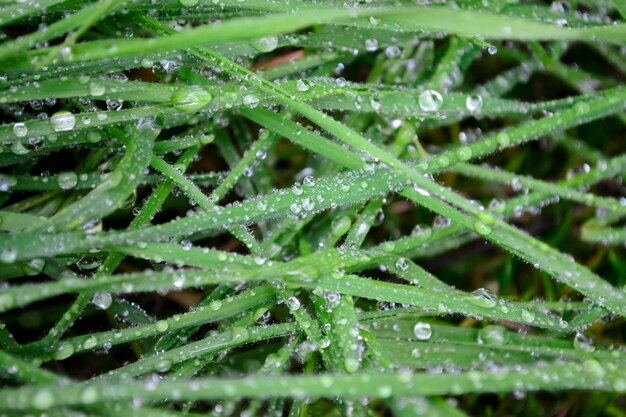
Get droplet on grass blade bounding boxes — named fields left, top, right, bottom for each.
left=469, top=288, right=498, bottom=308
left=418, top=89, right=443, bottom=112
left=413, top=322, right=432, bottom=340
left=56, top=171, right=78, bottom=190
left=172, top=88, right=212, bottom=113
left=251, top=36, right=278, bottom=53
left=50, top=111, right=76, bottom=132
left=465, top=95, right=483, bottom=112
left=12, top=122, right=27, bottom=137
left=91, top=292, right=112, bottom=310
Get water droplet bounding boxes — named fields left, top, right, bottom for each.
left=478, top=325, right=507, bottom=345
left=411, top=225, right=432, bottom=239
left=474, top=221, right=492, bottom=236
left=329, top=217, right=350, bottom=237
left=80, top=386, right=99, bottom=404
left=469, top=288, right=497, bottom=308
left=365, top=38, right=378, bottom=51
left=496, top=132, right=510, bottom=148
left=88, top=81, right=105, bottom=96
left=289, top=203, right=301, bottom=214
left=286, top=296, right=301, bottom=311
left=385, top=45, right=401, bottom=58
left=582, top=358, right=605, bottom=381
left=574, top=333, right=594, bottom=352
left=377, top=385, right=392, bottom=398
left=156, top=359, right=172, bottom=372
left=0, top=247, right=17, bottom=263
left=344, top=358, right=360, bottom=373
left=301, top=198, right=315, bottom=211
left=242, top=93, right=260, bottom=108
left=91, top=292, right=112, bottom=310
left=395, top=257, right=410, bottom=272
left=487, top=46, right=498, bottom=55
left=54, top=343, right=75, bottom=360
left=83, top=336, right=98, bottom=350
left=0, top=293, right=14, bottom=310
left=296, top=79, right=312, bottom=92
left=433, top=215, right=451, bottom=229
left=56, top=171, right=78, bottom=190
left=11, top=142, right=29, bottom=155
left=418, top=89, right=443, bottom=112
left=172, top=88, right=212, bottom=113
left=179, top=0, right=198, bottom=6
left=155, top=320, right=169, bottom=332
left=209, top=300, right=222, bottom=310
left=465, top=95, right=483, bottom=112
left=612, top=378, right=626, bottom=391
left=22, top=259, right=45, bottom=276
left=50, top=111, right=76, bottom=132
left=12, top=122, right=27, bottom=137
left=455, top=146, right=473, bottom=161
left=521, top=309, right=535, bottom=323
left=251, top=36, right=278, bottom=53
left=231, top=326, right=250, bottom=340
left=32, top=389, right=54, bottom=409
left=488, top=201, right=506, bottom=217
left=87, top=131, right=101, bottom=143
left=413, top=322, right=432, bottom=340
left=0, top=175, right=17, bottom=192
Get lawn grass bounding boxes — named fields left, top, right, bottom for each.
left=1, top=1, right=626, bottom=416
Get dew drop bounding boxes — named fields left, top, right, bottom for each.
left=413, top=322, right=432, bottom=340
left=242, top=93, right=260, bottom=108
left=286, top=296, right=301, bottom=311
left=496, top=132, right=510, bottom=148
left=50, top=111, right=76, bottom=132
left=521, top=309, right=535, bottom=323
left=395, top=257, right=410, bottom=272
left=478, top=325, right=507, bottom=346
left=251, top=36, right=278, bottom=53
left=582, top=358, right=605, bottom=381
left=88, top=81, right=106, bottom=96
left=418, top=89, right=443, bottom=112
left=296, top=79, right=312, bottom=92
left=474, top=221, right=492, bottom=236
left=0, top=293, right=14, bottom=311
left=0, top=247, right=17, bottom=264
left=172, top=88, right=212, bottom=113
left=342, top=358, right=359, bottom=373
left=155, top=320, right=169, bottom=332
left=80, top=386, right=99, bottom=404
left=12, top=122, right=28, bottom=137
left=54, top=343, right=75, bottom=360
left=32, top=389, right=54, bottom=409
left=469, top=288, right=497, bottom=308
left=365, top=38, right=378, bottom=51
left=91, top=292, right=112, bottom=310
left=331, top=216, right=351, bottom=237
left=455, top=146, right=473, bottom=161
left=465, top=95, right=483, bottom=112
left=574, top=332, right=594, bottom=352
left=83, top=336, right=98, bottom=350
left=56, top=171, right=78, bottom=190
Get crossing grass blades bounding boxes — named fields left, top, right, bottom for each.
left=0, top=0, right=626, bottom=416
